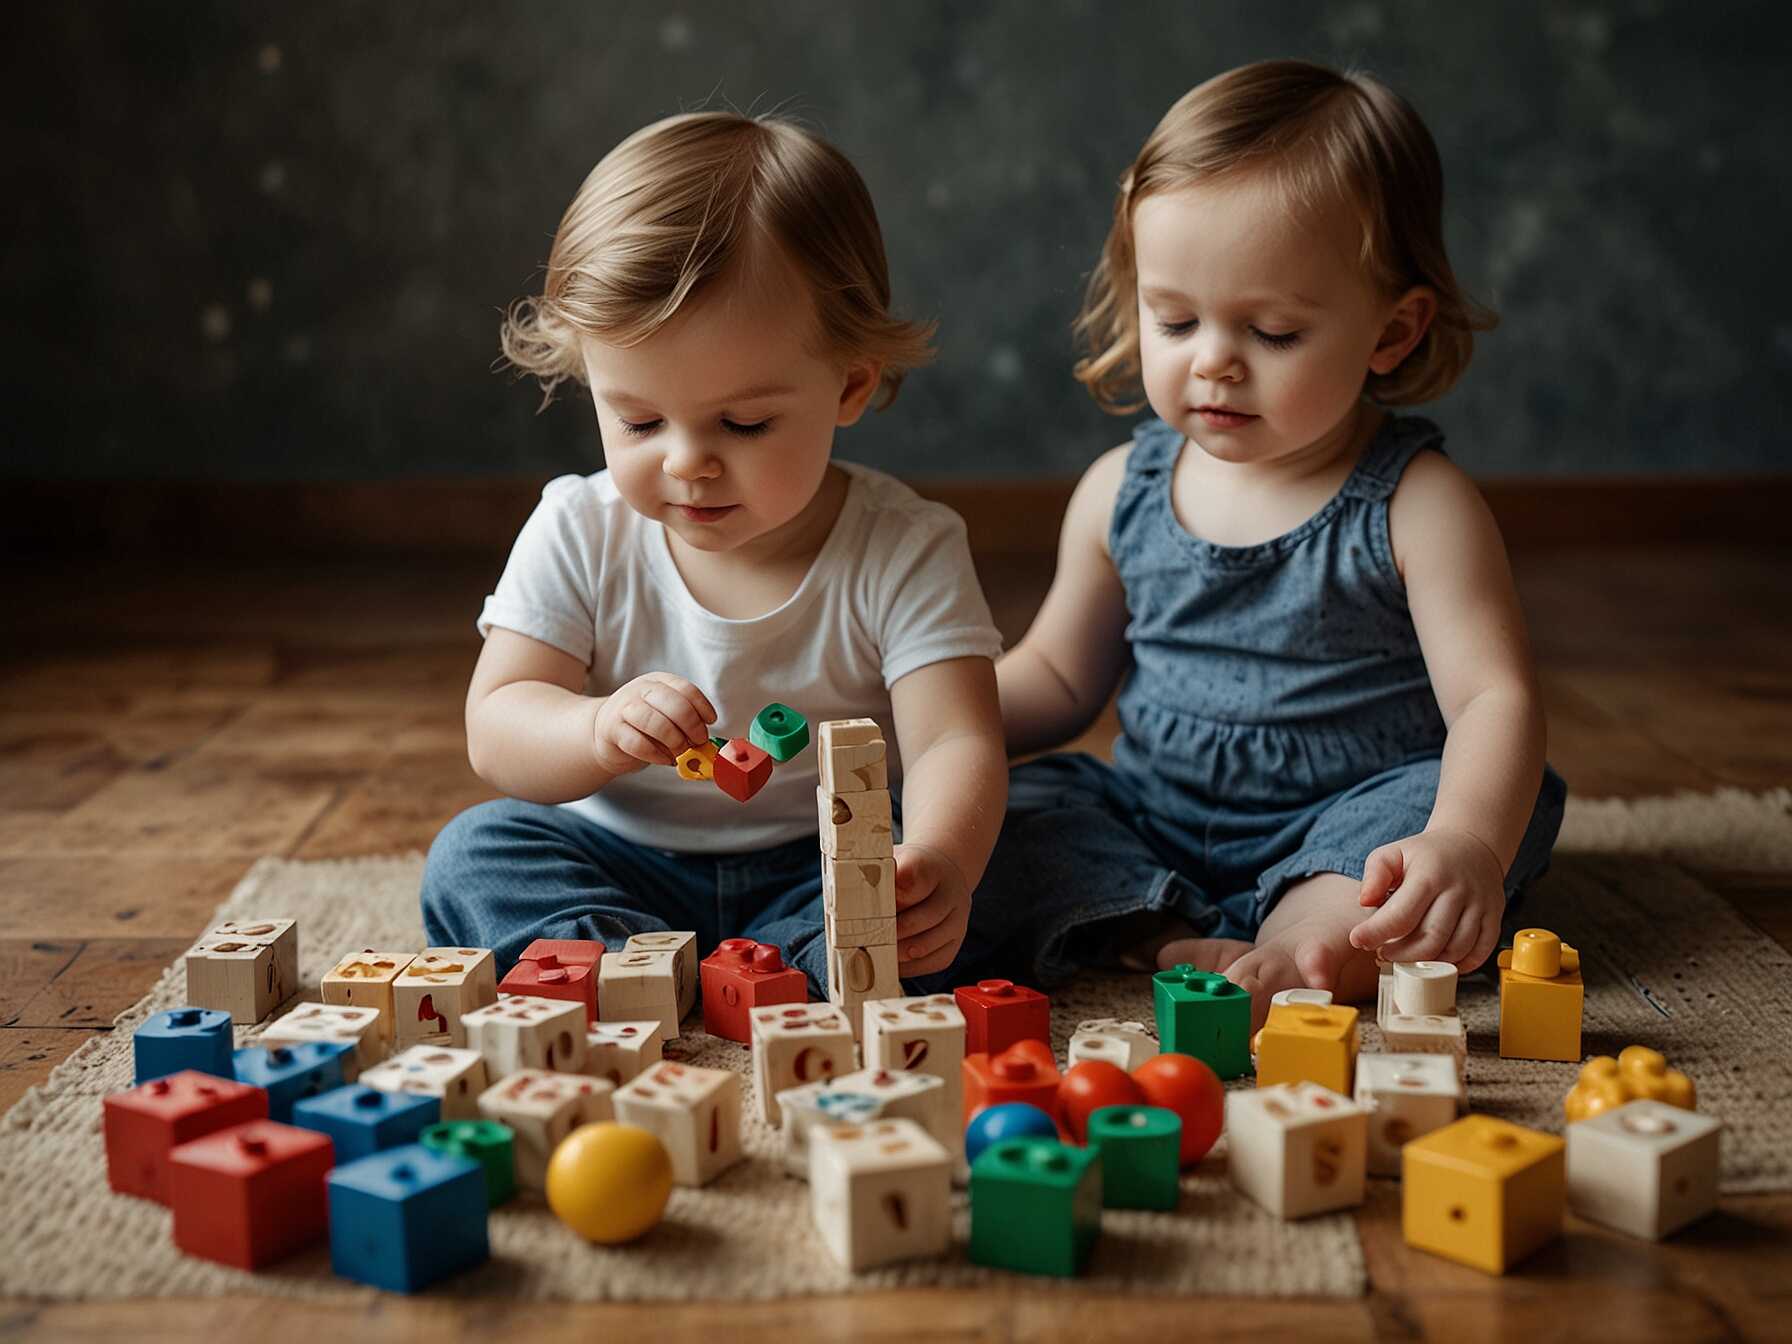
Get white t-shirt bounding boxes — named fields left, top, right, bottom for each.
left=478, top=462, right=1004, bottom=853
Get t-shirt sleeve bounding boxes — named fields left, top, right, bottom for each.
left=874, top=505, right=1005, bottom=687
left=476, top=476, right=599, bottom=664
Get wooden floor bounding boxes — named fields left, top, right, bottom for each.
left=2, top=543, right=1790, bottom=1341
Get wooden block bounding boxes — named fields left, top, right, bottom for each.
left=1068, top=1018, right=1159, bottom=1073
left=1226, top=1082, right=1367, bottom=1219
left=750, top=1003, right=857, bottom=1126
left=475, top=1068, right=615, bottom=1191
left=260, top=1001, right=384, bottom=1080
left=826, top=908, right=896, bottom=949
left=860, top=994, right=965, bottom=1161
left=809, top=1117, right=950, bottom=1271
left=623, top=931, right=699, bottom=1019
left=817, top=785, right=894, bottom=859
left=597, top=949, right=682, bottom=1039
left=818, top=719, right=889, bottom=795
left=462, top=993, right=588, bottom=1078
left=1383, top=1011, right=1468, bottom=1083
left=392, top=948, right=497, bottom=1048
left=584, top=1019, right=665, bottom=1087
left=822, top=857, right=897, bottom=921
left=612, top=1061, right=742, bottom=1187
left=321, top=949, right=414, bottom=1043
left=829, top=1065, right=954, bottom=1159
left=1354, top=1053, right=1463, bottom=1177
left=828, top=942, right=901, bottom=1019
left=775, top=1080, right=885, bottom=1179
left=184, top=918, right=298, bottom=1023
left=1566, top=1099, right=1721, bottom=1240
left=360, top=1045, right=489, bottom=1121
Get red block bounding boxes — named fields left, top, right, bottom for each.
left=499, top=954, right=598, bottom=1023
left=712, top=738, right=773, bottom=803
left=962, top=1038, right=1063, bottom=1129
left=516, top=938, right=604, bottom=970
left=954, top=978, right=1052, bottom=1057
left=168, top=1120, right=334, bottom=1269
left=103, top=1070, right=268, bottom=1204
left=700, top=938, right=806, bottom=1042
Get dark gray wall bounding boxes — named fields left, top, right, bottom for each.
left=6, top=1, right=1787, bottom=481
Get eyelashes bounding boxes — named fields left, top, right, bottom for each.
left=1153, top=319, right=1303, bottom=350
left=617, top=419, right=773, bottom=439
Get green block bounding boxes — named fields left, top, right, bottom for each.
left=969, top=1138, right=1102, bottom=1277
left=1152, top=964, right=1252, bottom=1079
left=748, top=702, right=809, bottom=762
left=421, top=1119, right=516, bottom=1207
left=1086, top=1105, right=1182, bottom=1210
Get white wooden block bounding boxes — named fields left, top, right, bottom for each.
left=1353, top=1053, right=1464, bottom=1176
left=462, top=993, right=588, bottom=1079
left=260, top=1002, right=384, bottom=1080
left=1382, top=1012, right=1468, bottom=1083
left=828, top=943, right=902, bottom=1014
left=1068, top=1018, right=1159, bottom=1072
left=476, top=1068, right=615, bottom=1190
left=817, top=785, right=894, bottom=859
left=622, top=931, right=698, bottom=1020
left=612, top=1061, right=742, bottom=1187
left=817, top=719, right=889, bottom=794
left=1226, top=1082, right=1367, bottom=1219
left=1567, top=1099, right=1722, bottom=1240
left=184, top=918, right=299, bottom=1023
left=360, top=1045, right=489, bottom=1120
left=775, top=1081, right=886, bottom=1179
left=828, top=1066, right=953, bottom=1159
left=862, top=995, right=966, bottom=1134
left=809, top=1117, right=950, bottom=1270
left=392, top=947, right=498, bottom=1048
left=321, top=949, right=414, bottom=1043
left=823, top=857, right=898, bottom=921
left=584, top=1019, right=665, bottom=1087
left=1392, top=961, right=1459, bottom=1017
left=826, top=909, right=897, bottom=950
left=598, top=949, right=682, bottom=1038
left=750, top=1003, right=857, bottom=1126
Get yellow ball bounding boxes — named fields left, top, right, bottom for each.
left=546, top=1122, right=673, bottom=1244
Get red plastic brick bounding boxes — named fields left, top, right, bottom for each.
left=712, top=738, right=774, bottom=803
left=963, top=1038, right=1063, bottom=1130
left=168, top=1120, right=334, bottom=1269
left=700, top=938, right=807, bottom=1042
left=955, top=978, right=1052, bottom=1057
left=103, top=1070, right=269, bottom=1204
left=498, top=954, right=598, bottom=1024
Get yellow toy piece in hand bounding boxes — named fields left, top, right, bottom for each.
left=673, top=740, right=720, bottom=781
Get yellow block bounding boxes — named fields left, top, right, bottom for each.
left=1403, top=1114, right=1565, bottom=1274
left=1254, top=1002, right=1360, bottom=1094
left=674, top=741, right=720, bottom=781
left=1496, top=929, right=1583, bottom=1062
left=1564, top=1045, right=1696, bottom=1123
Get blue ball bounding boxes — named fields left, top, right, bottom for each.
left=964, top=1101, right=1058, bottom=1165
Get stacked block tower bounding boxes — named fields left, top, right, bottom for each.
left=817, top=718, right=901, bottom=1033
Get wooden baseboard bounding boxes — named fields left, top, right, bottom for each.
left=3, top=476, right=1788, bottom=558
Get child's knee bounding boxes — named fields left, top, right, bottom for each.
left=419, top=801, right=509, bottom=943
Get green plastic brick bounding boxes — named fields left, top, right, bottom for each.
left=421, top=1119, right=516, bottom=1207
left=969, top=1137, right=1102, bottom=1277
left=748, top=702, right=810, bottom=762
left=1152, top=964, right=1252, bottom=1079
left=1086, top=1105, right=1182, bottom=1210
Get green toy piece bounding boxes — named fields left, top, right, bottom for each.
left=1086, top=1105, right=1182, bottom=1210
left=969, top=1137, right=1102, bottom=1277
left=1152, top=963, right=1252, bottom=1080
left=748, top=702, right=809, bottom=762
left=421, top=1119, right=517, bottom=1208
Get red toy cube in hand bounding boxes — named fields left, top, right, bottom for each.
left=713, top=738, right=774, bottom=803
left=168, top=1120, right=334, bottom=1269
left=103, top=1069, right=269, bottom=1204
left=955, top=978, right=1051, bottom=1057
left=700, top=938, right=807, bottom=1042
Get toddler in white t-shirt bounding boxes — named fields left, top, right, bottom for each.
left=422, top=111, right=1007, bottom=994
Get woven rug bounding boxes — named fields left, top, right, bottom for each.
left=2, top=787, right=1788, bottom=1303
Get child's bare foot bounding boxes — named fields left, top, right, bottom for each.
left=1221, top=894, right=1370, bottom=1030
left=1155, top=936, right=1254, bottom=976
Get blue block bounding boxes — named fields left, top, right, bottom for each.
left=233, top=1042, right=350, bottom=1122
left=133, top=1007, right=234, bottom=1084
left=327, top=1144, right=490, bottom=1292
left=292, top=1084, right=440, bottom=1163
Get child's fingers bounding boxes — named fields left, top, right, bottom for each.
left=645, top=673, right=717, bottom=725
left=639, top=683, right=711, bottom=748
left=899, top=915, right=960, bottom=966
left=620, top=700, right=690, bottom=761
left=1359, top=845, right=1405, bottom=907
left=1377, top=890, right=1463, bottom=962
left=1438, top=905, right=1483, bottom=968
left=894, top=891, right=949, bottom=942
left=1348, top=876, right=1432, bottom=950
left=1461, top=906, right=1505, bottom=973
left=613, top=723, right=675, bottom=767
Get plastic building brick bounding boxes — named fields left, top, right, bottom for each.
left=463, top=993, right=589, bottom=1079
left=598, top=948, right=683, bottom=1039
left=1496, top=928, right=1584, bottom=1062
left=585, top=1019, right=666, bottom=1087
left=1565, top=1099, right=1721, bottom=1240
left=1564, top=1045, right=1696, bottom=1123
left=1402, top=1114, right=1565, bottom=1273
left=750, top=1002, right=856, bottom=1125
left=321, top=949, right=414, bottom=1044
left=360, top=1045, right=490, bottom=1121
left=476, top=1068, right=615, bottom=1191
left=291, top=1083, right=438, bottom=1163
left=103, top=1070, right=267, bottom=1204
left=749, top=702, right=810, bottom=762
left=810, top=1118, right=951, bottom=1270
left=962, top=1038, right=1061, bottom=1129
left=1354, top=1053, right=1463, bottom=1177
left=260, top=1001, right=384, bottom=1080
left=623, top=930, right=699, bottom=1019
left=421, top=1119, right=517, bottom=1207
left=392, top=947, right=498, bottom=1049
left=546, top=1121, right=673, bottom=1243
left=1252, top=1002, right=1361, bottom=1095
left=1226, top=1082, right=1367, bottom=1219
left=1068, top=1018, right=1158, bottom=1072
left=817, top=718, right=888, bottom=794
left=713, top=737, right=774, bottom=802
left=701, top=938, right=807, bottom=1043
left=1382, top=1012, right=1468, bottom=1083
left=829, top=1065, right=954, bottom=1158
left=612, top=1061, right=743, bottom=1187
left=775, top=1081, right=886, bottom=1179
left=954, top=979, right=1051, bottom=1058
left=816, top=783, right=894, bottom=858
left=499, top=954, right=598, bottom=1025
left=133, top=1007, right=234, bottom=1085
left=168, top=1120, right=334, bottom=1269
left=231, top=1041, right=351, bottom=1122
left=1086, top=1105, right=1182, bottom=1210
left=1152, top=964, right=1252, bottom=1080
left=674, top=740, right=719, bottom=781
left=1392, top=961, right=1459, bottom=1016
left=968, top=1138, right=1102, bottom=1277
left=327, top=1143, right=489, bottom=1292
left=964, top=1102, right=1058, bottom=1167
left=183, top=918, right=298, bottom=1023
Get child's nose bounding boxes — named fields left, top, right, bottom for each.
left=661, top=440, right=721, bottom=481
left=1189, top=333, right=1243, bottom=383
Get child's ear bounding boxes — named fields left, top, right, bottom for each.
left=835, top=359, right=884, bottom=428
left=1369, top=286, right=1438, bottom=375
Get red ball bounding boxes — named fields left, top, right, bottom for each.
left=1132, top=1052, right=1224, bottom=1166
left=1057, top=1060, right=1147, bottom=1144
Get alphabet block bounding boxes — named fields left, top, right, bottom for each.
left=817, top=718, right=888, bottom=794
left=612, top=1060, right=742, bottom=1186
left=822, top=857, right=897, bottom=921
left=775, top=1081, right=885, bottom=1179
left=751, top=1002, right=857, bottom=1125
left=184, top=918, right=298, bottom=1023
left=623, top=930, right=699, bottom=1019
left=1226, top=1082, right=1367, bottom=1219
left=392, top=947, right=498, bottom=1048
left=476, top=1068, right=616, bottom=1190
left=810, top=1118, right=951, bottom=1270
left=462, top=993, right=588, bottom=1078
left=261, top=1001, right=384, bottom=1080
left=360, top=1045, right=490, bottom=1121
left=584, top=1018, right=665, bottom=1087
left=828, top=1065, right=955, bottom=1158
left=322, top=949, right=414, bottom=1043
left=598, top=948, right=683, bottom=1039
left=817, top=784, right=894, bottom=858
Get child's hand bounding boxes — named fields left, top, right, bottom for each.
left=1348, top=827, right=1506, bottom=971
left=891, top=842, right=971, bottom=977
left=591, top=672, right=716, bottom=775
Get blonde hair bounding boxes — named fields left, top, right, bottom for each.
left=1074, top=60, right=1497, bottom=412
left=501, top=111, right=935, bottom=410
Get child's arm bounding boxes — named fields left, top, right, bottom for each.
left=886, top=654, right=1008, bottom=976
left=1348, top=451, right=1547, bottom=970
left=465, top=628, right=715, bottom=803
left=997, top=446, right=1134, bottom=757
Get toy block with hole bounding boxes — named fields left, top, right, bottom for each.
left=612, top=1061, right=742, bottom=1186
left=360, top=1045, right=490, bottom=1121
left=1152, top=964, right=1252, bottom=1081
left=327, top=1143, right=489, bottom=1292
left=291, top=1082, right=439, bottom=1163
left=969, top=1137, right=1102, bottom=1277
left=598, top=948, right=682, bottom=1038
left=1402, top=1114, right=1565, bottom=1273
left=674, top=739, right=719, bottom=781
left=809, top=1117, right=951, bottom=1270
left=1354, top=1053, right=1464, bottom=1177
left=1226, top=1082, right=1367, bottom=1219
left=231, top=1042, right=351, bottom=1122
left=701, top=938, right=807, bottom=1042
left=476, top=1069, right=616, bottom=1190
left=1565, top=1045, right=1696, bottom=1123
left=168, top=1120, right=334, bottom=1269
left=261, top=1002, right=384, bottom=1080
left=750, top=1002, right=857, bottom=1125
left=1382, top=1012, right=1468, bottom=1083
left=817, top=784, right=894, bottom=858
left=750, top=701, right=810, bottom=762
left=1086, top=1104, right=1182, bottom=1210
left=954, top=978, right=1051, bottom=1058
left=103, top=1070, right=268, bottom=1204
left=962, top=1038, right=1062, bottom=1130
left=862, top=994, right=966, bottom=1133
left=585, top=1019, right=665, bottom=1087
left=133, top=1007, right=234, bottom=1085
left=1393, top=960, right=1459, bottom=1016
left=823, top=857, right=898, bottom=921
left=713, top=737, right=774, bottom=802
left=1566, top=1098, right=1721, bottom=1240
left=1252, top=1002, right=1360, bottom=1095
left=500, top=943, right=600, bottom=1024
left=462, top=993, right=588, bottom=1078
left=776, top=1081, right=886, bottom=1179
left=624, top=930, right=699, bottom=1019
left=827, top=942, right=902, bottom=1027
left=1497, top=928, right=1584, bottom=1062
left=322, top=949, right=414, bottom=1043
left=829, top=1065, right=955, bottom=1159
left=392, top=947, right=498, bottom=1049
left=184, top=919, right=299, bottom=1023
left=1068, top=1018, right=1158, bottom=1073
left=818, top=718, right=888, bottom=794
left=420, top=1118, right=517, bottom=1207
